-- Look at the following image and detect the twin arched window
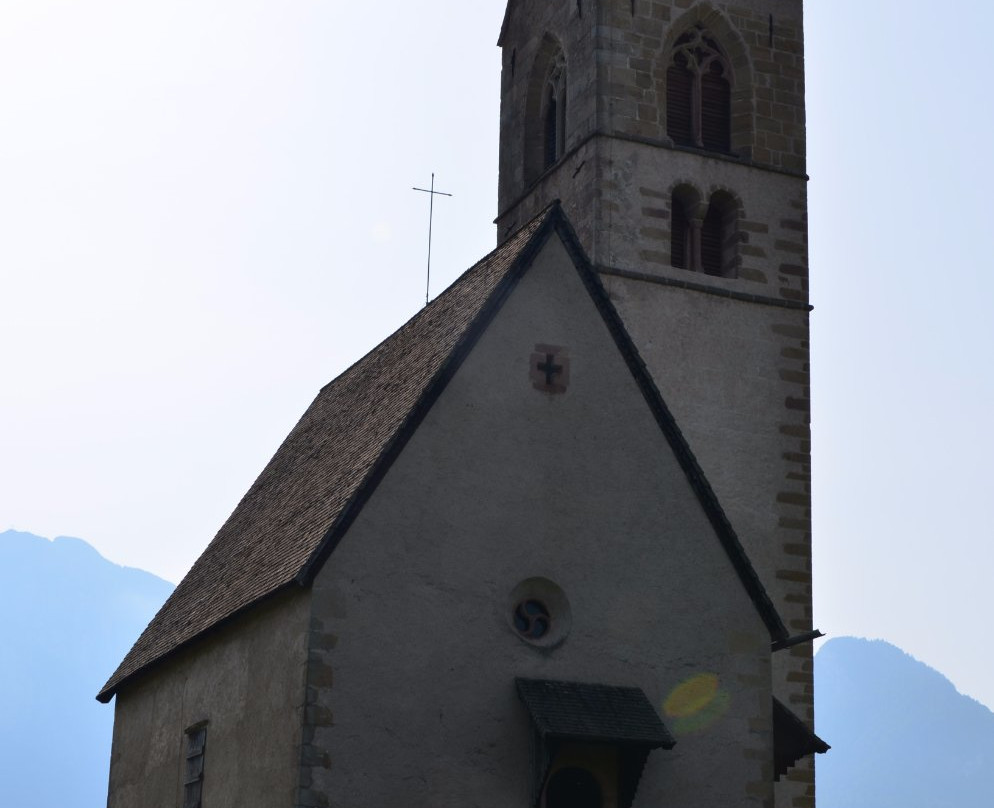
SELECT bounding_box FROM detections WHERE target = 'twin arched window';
[671,187,738,277]
[667,25,732,153]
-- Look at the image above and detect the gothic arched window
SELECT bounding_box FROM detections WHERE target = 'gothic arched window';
[667,26,732,153]
[543,52,567,170]
[525,39,568,183]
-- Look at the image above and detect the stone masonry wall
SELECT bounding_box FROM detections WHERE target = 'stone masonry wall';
[497,0,597,217]
[597,0,805,172]
[498,0,806,232]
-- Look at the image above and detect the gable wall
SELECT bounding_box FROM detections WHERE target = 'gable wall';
[106,589,310,808]
[303,235,774,806]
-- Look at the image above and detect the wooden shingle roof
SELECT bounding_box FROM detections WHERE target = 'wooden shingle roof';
[98,208,555,702]
[98,203,788,703]
[516,678,676,748]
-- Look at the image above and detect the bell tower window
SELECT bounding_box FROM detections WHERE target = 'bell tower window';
[543,53,567,170]
[524,39,568,183]
[670,185,701,272]
[544,88,559,169]
[671,194,691,270]
[701,61,732,152]
[701,191,738,277]
[666,54,694,147]
[701,202,724,275]
[671,186,738,278]
[666,26,732,153]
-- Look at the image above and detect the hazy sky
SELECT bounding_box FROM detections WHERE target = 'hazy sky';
[2,2,991,709]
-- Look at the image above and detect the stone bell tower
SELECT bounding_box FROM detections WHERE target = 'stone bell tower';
[496,1,815,806]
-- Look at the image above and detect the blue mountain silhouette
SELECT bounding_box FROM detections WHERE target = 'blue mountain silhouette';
[0,530,173,808]
[816,636,994,807]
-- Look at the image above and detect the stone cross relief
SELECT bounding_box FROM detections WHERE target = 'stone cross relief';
[530,344,570,394]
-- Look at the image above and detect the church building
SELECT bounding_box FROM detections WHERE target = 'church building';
[99,2,825,807]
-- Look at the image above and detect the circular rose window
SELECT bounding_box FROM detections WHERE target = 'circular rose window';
[508,578,571,648]
[514,599,551,639]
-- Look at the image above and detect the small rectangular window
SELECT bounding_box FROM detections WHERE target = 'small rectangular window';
[183,723,208,808]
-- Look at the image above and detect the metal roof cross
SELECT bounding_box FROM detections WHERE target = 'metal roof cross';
[412,173,453,307]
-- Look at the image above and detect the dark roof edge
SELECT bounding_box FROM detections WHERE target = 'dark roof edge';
[773,696,831,753]
[97,206,560,704]
[97,200,785,702]
[497,0,513,46]
[296,205,562,585]
[315,216,546,400]
[515,677,677,750]
[549,211,790,643]
[95,581,304,703]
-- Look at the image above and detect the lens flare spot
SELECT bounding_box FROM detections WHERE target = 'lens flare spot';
[663,673,731,735]
[664,673,719,718]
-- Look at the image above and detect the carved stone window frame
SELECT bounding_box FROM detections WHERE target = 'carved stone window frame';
[669,183,741,279]
[524,35,568,184]
[542,52,567,170]
[661,7,755,158]
[667,25,733,152]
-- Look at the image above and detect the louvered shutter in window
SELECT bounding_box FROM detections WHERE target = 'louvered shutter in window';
[701,204,724,275]
[183,726,207,808]
[666,62,694,147]
[701,64,731,152]
[671,200,689,269]
[544,93,559,169]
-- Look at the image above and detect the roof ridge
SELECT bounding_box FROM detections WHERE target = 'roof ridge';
[97,200,787,704]
[295,206,562,584]
[97,204,558,703]
[320,201,562,396]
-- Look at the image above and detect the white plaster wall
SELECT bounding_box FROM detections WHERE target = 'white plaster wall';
[309,234,774,807]
[106,589,310,808]
[604,277,808,594]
